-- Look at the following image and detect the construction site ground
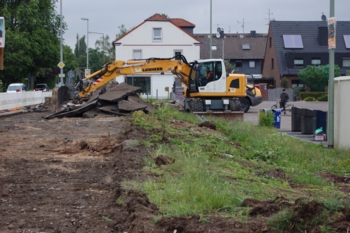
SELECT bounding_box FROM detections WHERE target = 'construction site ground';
[0,100,335,233]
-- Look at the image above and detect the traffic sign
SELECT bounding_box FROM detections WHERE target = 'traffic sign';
[59,74,65,78]
[57,61,65,69]
[85,69,91,77]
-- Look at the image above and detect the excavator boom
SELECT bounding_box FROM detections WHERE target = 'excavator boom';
[75,55,192,98]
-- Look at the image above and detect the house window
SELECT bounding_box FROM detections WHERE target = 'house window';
[212,45,217,50]
[292,80,305,89]
[249,61,255,68]
[133,50,142,59]
[343,58,350,67]
[269,37,272,48]
[271,58,274,70]
[242,44,250,50]
[235,61,242,68]
[311,58,321,65]
[283,35,304,48]
[153,28,162,42]
[294,58,304,68]
[126,76,151,95]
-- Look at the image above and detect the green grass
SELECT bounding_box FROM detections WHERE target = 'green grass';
[126,105,350,228]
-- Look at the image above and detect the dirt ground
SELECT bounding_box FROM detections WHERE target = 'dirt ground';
[1,110,350,233]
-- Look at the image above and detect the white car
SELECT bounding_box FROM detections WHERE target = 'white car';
[6,83,27,93]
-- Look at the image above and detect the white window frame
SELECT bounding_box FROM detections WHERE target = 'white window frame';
[133,50,142,59]
[153,28,162,42]
[294,58,304,68]
[343,58,350,67]
[311,58,321,65]
[249,60,255,68]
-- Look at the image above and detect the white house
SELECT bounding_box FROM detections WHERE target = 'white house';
[112,14,201,99]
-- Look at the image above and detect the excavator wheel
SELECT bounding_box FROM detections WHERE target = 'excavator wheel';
[229,98,241,111]
[239,98,250,113]
[51,86,74,112]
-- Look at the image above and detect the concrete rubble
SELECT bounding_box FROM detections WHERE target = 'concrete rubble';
[44,82,157,119]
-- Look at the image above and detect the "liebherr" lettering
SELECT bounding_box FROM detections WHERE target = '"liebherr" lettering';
[142,67,163,72]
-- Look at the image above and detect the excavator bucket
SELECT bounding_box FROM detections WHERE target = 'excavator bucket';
[51,86,74,112]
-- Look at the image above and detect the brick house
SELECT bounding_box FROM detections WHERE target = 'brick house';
[262,20,350,89]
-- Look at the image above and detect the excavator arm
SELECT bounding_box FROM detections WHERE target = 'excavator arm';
[74,55,193,98]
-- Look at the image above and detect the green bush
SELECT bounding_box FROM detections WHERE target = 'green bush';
[304,97,317,102]
[281,78,288,88]
[300,92,327,100]
[259,110,274,127]
[317,95,328,101]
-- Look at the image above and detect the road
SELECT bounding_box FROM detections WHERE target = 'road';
[244,100,328,130]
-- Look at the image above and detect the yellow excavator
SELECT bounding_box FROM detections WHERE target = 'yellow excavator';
[56,55,262,113]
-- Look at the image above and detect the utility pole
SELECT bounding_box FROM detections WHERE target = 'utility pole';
[58,0,65,86]
[210,0,212,59]
[327,0,335,148]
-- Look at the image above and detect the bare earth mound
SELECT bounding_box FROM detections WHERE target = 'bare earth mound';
[1,111,350,232]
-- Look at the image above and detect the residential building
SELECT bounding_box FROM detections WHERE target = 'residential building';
[194,31,267,79]
[112,14,201,98]
[262,20,350,89]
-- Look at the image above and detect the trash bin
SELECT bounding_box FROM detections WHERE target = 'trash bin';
[291,107,301,132]
[301,108,314,134]
[313,110,327,134]
[272,108,281,129]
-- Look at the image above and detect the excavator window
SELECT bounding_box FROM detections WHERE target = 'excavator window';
[214,61,222,80]
[230,79,240,88]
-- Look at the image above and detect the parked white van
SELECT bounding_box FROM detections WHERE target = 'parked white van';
[6,83,27,93]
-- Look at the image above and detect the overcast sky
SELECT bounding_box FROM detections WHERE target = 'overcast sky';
[56,0,349,50]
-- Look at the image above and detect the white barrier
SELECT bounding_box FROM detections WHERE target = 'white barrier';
[0,91,52,110]
[334,76,350,149]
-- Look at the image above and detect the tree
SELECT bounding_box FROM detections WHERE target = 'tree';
[95,34,114,62]
[0,0,63,88]
[74,35,87,69]
[115,24,129,40]
[298,65,340,91]
[225,60,234,73]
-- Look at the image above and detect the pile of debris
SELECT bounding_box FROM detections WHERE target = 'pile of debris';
[45,82,157,119]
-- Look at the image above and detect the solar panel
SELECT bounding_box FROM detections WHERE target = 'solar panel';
[344,35,350,49]
[283,35,304,49]
[242,44,250,50]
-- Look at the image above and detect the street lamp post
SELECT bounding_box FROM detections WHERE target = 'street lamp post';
[81,18,89,70]
[89,31,105,63]
[59,0,64,85]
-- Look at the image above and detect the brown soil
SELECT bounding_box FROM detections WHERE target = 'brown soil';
[1,111,350,232]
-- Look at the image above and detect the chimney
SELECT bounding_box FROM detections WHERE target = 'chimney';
[250,30,256,38]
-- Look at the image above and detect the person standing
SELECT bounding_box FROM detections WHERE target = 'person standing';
[280,89,289,114]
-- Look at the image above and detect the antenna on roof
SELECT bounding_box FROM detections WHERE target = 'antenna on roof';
[237,18,249,33]
[321,13,327,21]
[265,8,273,26]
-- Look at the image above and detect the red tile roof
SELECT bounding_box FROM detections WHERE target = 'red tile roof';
[113,13,198,43]
[170,18,195,28]
[145,14,170,21]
